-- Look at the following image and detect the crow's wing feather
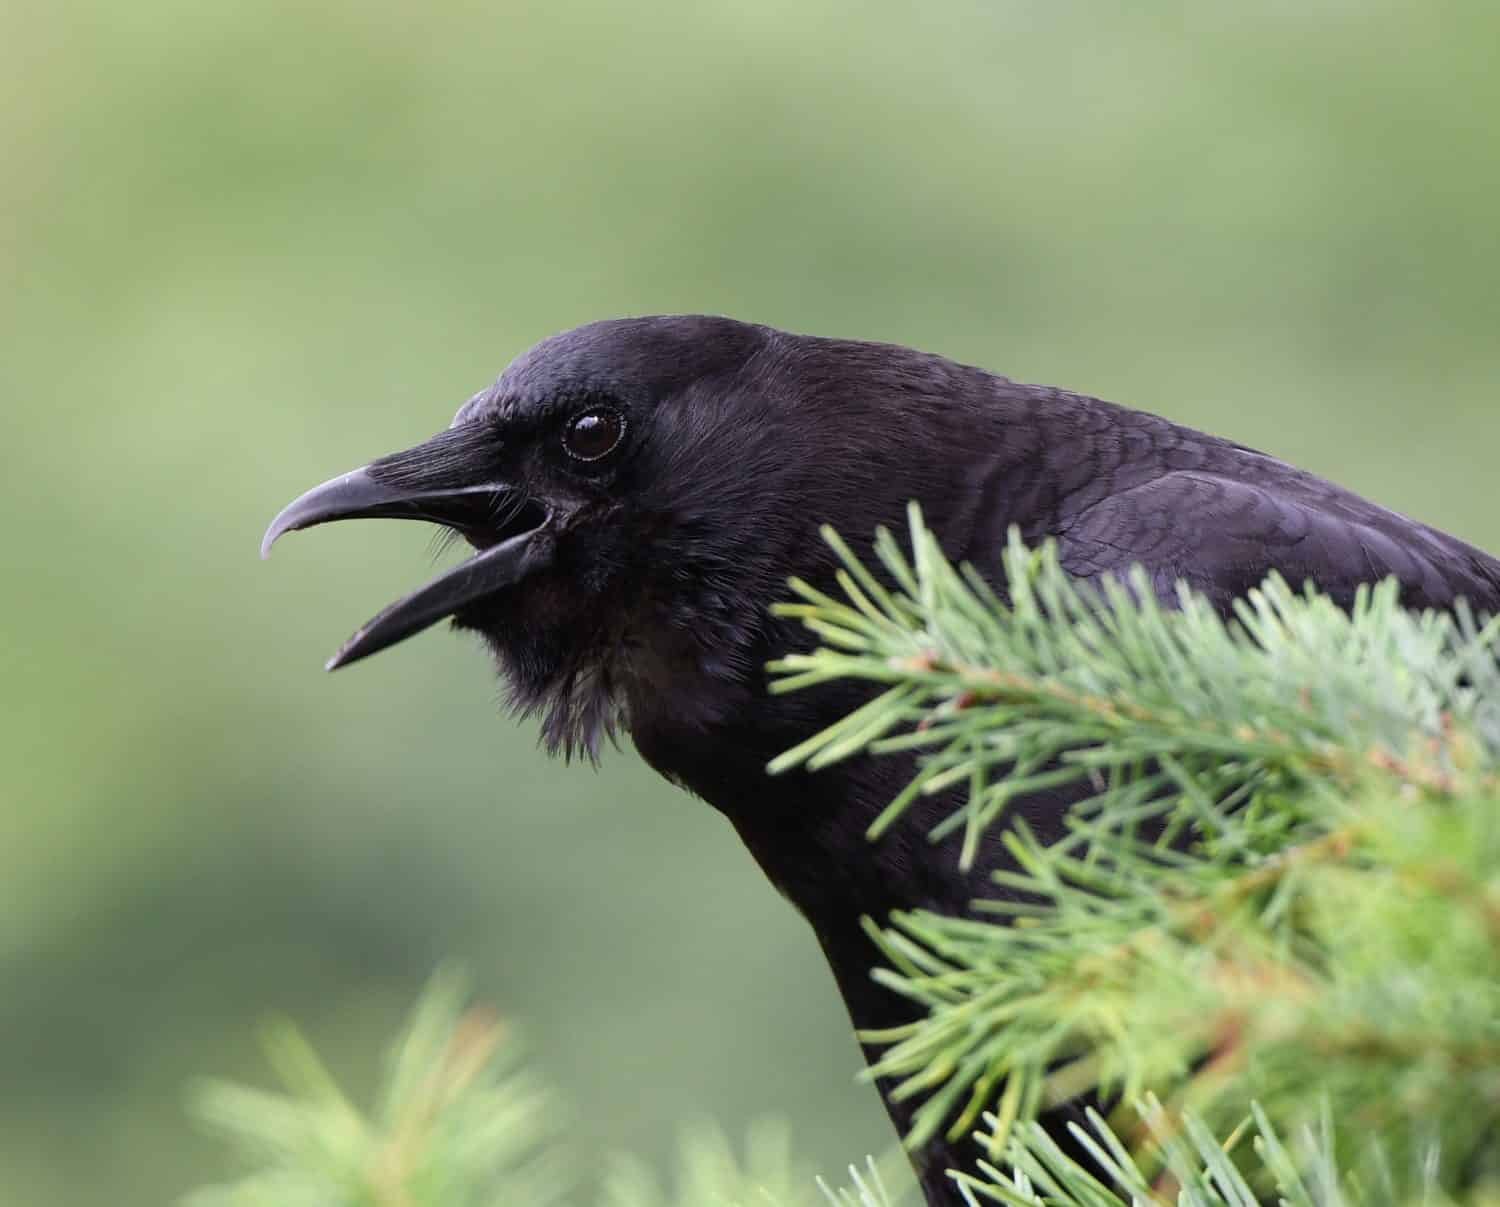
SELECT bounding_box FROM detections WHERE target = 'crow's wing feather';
[1054,468,1500,616]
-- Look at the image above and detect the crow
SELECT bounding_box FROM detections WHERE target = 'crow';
[263,315,1500,1203]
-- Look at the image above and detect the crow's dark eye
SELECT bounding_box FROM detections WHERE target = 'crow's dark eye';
[562,407,626,463]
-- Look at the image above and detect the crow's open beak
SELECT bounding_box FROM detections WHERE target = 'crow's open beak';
[262,430,553,670]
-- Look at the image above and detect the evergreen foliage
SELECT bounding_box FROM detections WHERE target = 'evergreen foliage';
[187,969,901,1206]
[191,510,1500,1204]
[186,970,574,1207]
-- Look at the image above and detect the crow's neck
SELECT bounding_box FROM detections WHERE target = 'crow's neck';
[629,693,1020,1204]
[631,678,998,913]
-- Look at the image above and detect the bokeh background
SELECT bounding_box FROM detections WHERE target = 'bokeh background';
[4,2,1499,1202]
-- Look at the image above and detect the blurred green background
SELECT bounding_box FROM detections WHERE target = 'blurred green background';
[3,1,1498,1202]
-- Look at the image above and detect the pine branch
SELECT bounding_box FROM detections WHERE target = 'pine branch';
[955,1094,1500,1207]
[601,1123,902,1207]
[769,508,1500,1196]
[186,968,575,1207]
[188,972,908,1207]
[770,506,1500,867]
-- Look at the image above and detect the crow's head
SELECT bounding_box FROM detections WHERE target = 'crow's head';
[266,316,957,758]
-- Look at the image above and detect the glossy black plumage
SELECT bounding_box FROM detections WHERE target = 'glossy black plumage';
[265,316,1500,1203]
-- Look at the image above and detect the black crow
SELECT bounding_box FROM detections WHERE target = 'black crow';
[263,315,1500,1202]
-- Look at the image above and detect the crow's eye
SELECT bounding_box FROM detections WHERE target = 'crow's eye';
[562,407,626,463]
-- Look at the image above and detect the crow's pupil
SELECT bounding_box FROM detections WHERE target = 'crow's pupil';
[566,410,622,461]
